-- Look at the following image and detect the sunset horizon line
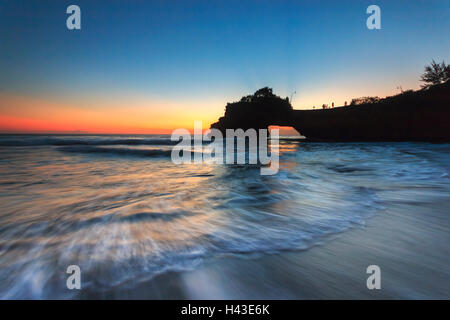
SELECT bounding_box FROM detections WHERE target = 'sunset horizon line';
[0,79,423,135]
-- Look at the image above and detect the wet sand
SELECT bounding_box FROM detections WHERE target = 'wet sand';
[82,196,450,299]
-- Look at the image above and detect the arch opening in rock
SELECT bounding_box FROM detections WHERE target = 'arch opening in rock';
[268,125,304,138]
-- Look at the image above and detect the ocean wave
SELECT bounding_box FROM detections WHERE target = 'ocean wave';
[1,138,448,298]
[0,183,382,298]
[0,136,181,147]
[57,145,173,157]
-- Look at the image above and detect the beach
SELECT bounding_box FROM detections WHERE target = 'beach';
[81,194,450,299]
[0,135,449,299]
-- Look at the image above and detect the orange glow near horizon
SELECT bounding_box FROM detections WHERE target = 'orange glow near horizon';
[0,77,420,135]
[0,94,223,134]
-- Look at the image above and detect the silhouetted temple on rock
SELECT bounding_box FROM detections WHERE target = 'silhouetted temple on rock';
[211,83,450,141]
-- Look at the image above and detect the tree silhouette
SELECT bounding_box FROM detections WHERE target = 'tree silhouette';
[421,60,450,89]
[350,96,380,105]
[210,87,293,132]
[254,87,274,98]
[445,64,450,81]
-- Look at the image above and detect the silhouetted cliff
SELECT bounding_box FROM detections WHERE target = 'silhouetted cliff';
[211,87,293,131]
[211,82,450,141]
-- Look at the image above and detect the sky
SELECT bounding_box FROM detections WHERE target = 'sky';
[0,0,449,133]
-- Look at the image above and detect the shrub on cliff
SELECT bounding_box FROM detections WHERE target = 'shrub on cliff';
[350,96,381,105]
[211,87,293,131]
[420,60,450,89]
[226,87,292,116]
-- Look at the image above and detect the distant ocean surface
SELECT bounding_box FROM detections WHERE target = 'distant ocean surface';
[0,135,449,299]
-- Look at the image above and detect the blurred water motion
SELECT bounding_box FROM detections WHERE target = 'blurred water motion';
[0,135,449,299]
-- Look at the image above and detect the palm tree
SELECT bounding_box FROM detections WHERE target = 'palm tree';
[420,60,450,88]
[445,64,450,81]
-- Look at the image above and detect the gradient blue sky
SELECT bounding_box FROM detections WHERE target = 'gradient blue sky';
[0,0,449,132]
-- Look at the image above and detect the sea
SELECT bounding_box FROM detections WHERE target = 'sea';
[0,135,449,298]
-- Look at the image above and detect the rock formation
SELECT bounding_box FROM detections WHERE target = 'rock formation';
[211,82,450,141]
